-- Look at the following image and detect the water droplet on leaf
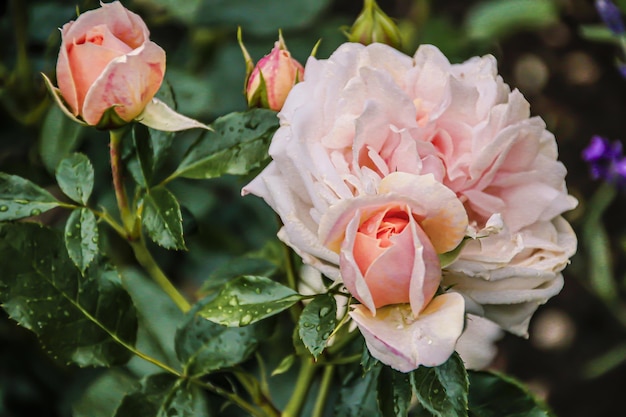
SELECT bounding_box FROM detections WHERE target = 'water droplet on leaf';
[240,314,252,326]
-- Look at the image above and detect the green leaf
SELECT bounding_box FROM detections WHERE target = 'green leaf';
[467,371,555,417]
[142,186,186,250]
[114,373,210,417]
[65,208,99,273]
[466,0,558,41]
[298,294,337,358]
[197,275,303,327]
[0,173,60,220]
[38,104,84,174]
[171,109,278,180]
[73,370,140,417]
[55,153,94,205]
[335,365,383,417]
[175,300,261,377]
[411,352,469,417]
[377,366,412,417]
[0,222,138,367]
[271,353,296,376]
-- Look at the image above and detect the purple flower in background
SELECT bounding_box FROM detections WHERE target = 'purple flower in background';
[596,0,626,35]
[583,135,626,185]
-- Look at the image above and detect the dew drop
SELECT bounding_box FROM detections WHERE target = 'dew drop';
[265,308,272,313]
[240,314,252,326]
[0,205,8,212]
[319,306,331,317]
[15,199,29,205]
[30,208,41,216]
[255,288,261,294]
[433,389,439,394]
[92,237,98,243]
[322,332,331,339]
[315,325,322,331]
[228,297,239,306]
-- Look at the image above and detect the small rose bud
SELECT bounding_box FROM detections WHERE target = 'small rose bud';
[243,32,304,112]
[346,0,402,49]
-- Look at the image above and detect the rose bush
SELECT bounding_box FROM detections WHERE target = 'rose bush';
[244,42,577,371]
[55,1,165,126]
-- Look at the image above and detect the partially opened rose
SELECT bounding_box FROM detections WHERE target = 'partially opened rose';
[318,172,468,371]
[55,1,164,127]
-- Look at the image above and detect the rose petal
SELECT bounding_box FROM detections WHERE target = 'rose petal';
[350,292,465,372]
[82,41,165,125]
[455,314,503,370]
[62,1,148,50]
[378,172,468,253]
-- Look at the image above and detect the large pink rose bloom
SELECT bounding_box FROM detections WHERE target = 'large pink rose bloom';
[244,42,576,368]
[56,1,165,126]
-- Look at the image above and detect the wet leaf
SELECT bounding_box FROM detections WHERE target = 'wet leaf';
[55,153,94,205]
[64,208,98,273]
[197,275,303,327]
[467,371,555,417]
[175,299,262,377]
[377,366,412,417]
[411,353,468,417]
[0,222,137,367]
[0,173,60,220]
[298,294,337,359]
[171,109,278,180]
[142,186,186,250]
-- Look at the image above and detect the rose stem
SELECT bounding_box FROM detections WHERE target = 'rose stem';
[281,357,317,417]
[311,365,334,417]
[109,128,191,313]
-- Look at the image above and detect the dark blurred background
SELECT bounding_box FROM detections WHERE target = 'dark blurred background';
[2,0,626,416]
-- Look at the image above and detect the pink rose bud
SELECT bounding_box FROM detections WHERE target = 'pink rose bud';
[55,1,165,128]
[245,33,304,112]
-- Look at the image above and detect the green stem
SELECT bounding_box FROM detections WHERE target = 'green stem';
[109,129,134,234]
[191,379,269,417]
[129,236,191,313]
[311,365,334,417]
[282,357,317,417]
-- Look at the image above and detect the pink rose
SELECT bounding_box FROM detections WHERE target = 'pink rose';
[317,172,468,371]
[55,1,165,126]
[246,36,304,112]
[244,42,576,370]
